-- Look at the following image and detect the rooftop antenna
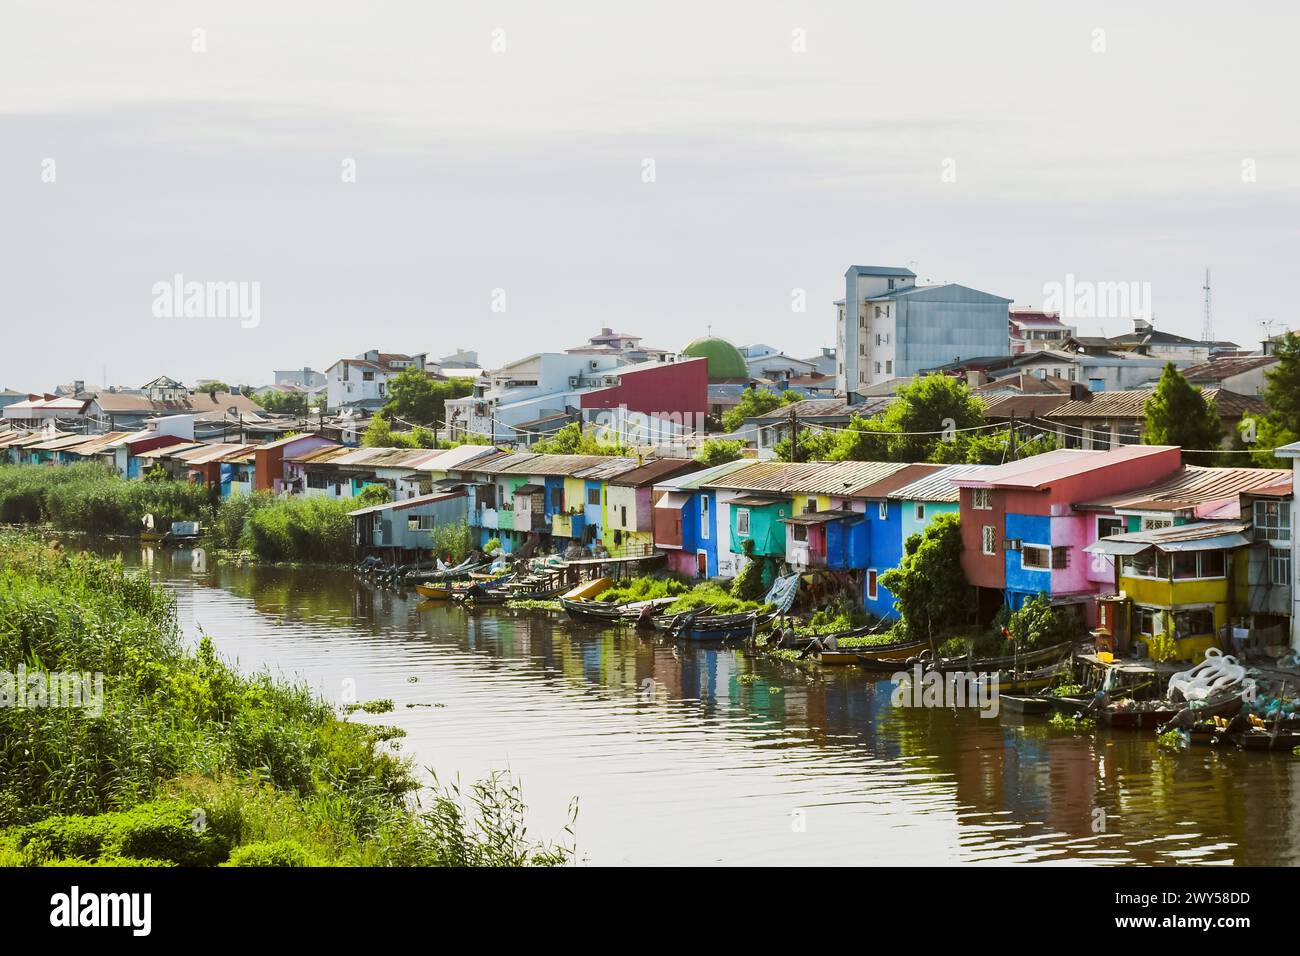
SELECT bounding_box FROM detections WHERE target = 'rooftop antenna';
[1201,267,1214,343]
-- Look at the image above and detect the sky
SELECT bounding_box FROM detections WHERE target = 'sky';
[2,0,1297,391]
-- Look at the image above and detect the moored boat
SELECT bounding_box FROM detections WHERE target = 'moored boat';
[415,582,452,600]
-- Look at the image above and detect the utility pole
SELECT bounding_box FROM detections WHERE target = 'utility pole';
[1201,267,1214,343]
[1007,414,1017,462]
[788,403,800,462]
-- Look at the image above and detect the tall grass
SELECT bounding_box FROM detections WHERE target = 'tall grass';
[0,463,211,534]
[0,532,575,866]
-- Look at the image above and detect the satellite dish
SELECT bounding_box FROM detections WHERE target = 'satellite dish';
[142,513,155,531]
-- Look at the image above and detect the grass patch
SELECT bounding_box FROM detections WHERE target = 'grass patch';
[0,530,574,866]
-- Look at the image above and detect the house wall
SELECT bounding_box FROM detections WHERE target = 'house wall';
[960,487,1010,589]
[865,502,904,619]
[729,500,789,558]
[900,500,958,542]
[1004,512,1052,608]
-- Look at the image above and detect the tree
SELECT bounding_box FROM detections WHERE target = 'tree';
[822,414,892,462]
[878,512,969,645]
[1006,592,1082,649]
[773,427,836,462]
[1142,363,1222,464]
[1246,333,1300,465]
[355,484,392,507]
[694,438,746,466]
[529,422,627,456]
[259,390,309,415]
[722,387,800,433]
[929,428,1058,465]
[875,374,986,463]
[383,367,473,426]
[361,412,395,448]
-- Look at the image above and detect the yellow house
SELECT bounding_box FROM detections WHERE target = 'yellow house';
[1086,520,1251,661]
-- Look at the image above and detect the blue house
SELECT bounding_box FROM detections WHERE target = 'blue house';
[652,459,753,579]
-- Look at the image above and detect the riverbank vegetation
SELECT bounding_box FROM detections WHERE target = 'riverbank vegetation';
[0,463,209,534]
[0,532,574,866]
[596,574,767,615]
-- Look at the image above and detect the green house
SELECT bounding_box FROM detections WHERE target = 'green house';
[728,495,790,557]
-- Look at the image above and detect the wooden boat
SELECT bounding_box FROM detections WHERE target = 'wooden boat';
[854,638,933,670]
[927,640,1077,674]
[560,597,674,625]
[415,582,452,600]
[1047,695,1094,715]
[815,650,862,666]
[1000,694,1054,715]
[1098,704,1180,729]
[1235,726,1300,751]
[656,609,776,641]
[973,661,1070,695]
[562,577,613,601]
[1160,691,1245,732]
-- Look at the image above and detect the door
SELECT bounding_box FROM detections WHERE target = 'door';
[697,551,708,578]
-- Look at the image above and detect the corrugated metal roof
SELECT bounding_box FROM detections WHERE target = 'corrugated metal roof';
[1077,465,1292,512]
[134,442,205,460]
[701,459,913,497]
[502,454,626,477]
[1182,356,1277,382]
[1046,387,1264,421]
[173,443,256,465]
[748,397,883,422]
[606,458,696,486]
[571,457,642,480]
[28,434,99,451]
[412,444,497,472]
[346,489,465,517]
[851,463,945,499]
[1084,520,1251,555]
[887,463,993,502]
[64,431,132,456]
[952,446,1175,490]
[655,458,756,491]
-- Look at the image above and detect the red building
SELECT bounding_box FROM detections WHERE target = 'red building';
[579,357,708,436]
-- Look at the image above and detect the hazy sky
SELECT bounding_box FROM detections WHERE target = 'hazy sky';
[2,1,1297,391]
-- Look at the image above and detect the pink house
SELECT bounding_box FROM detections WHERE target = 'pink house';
[953,445,1183,625]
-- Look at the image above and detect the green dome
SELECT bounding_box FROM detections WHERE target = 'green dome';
[681,336,748,380]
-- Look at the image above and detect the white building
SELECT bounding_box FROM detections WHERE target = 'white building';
[739,345,818,385]
[325,350,427,412]
[444,352,626,443]
[1009,309,1077,353]
[835,265,1012,394]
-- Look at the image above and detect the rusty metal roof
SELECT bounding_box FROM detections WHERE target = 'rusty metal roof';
[701,459,913,497]
[174,443,256,464]
[605,458,697,486]
[1046,387,1264,421]
[1077,465,1292,513]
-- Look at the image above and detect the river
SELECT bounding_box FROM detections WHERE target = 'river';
[118,543,1300,866]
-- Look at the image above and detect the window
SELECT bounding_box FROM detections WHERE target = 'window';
[1135,606,1159,635]
[806,498,817,513]
[363,371,374,381]
[1142,517,1172,531]
[972,488,992,510]
[874,362,882,374]
[1097,517,1123,539]
[587,487,600,505]
[620,505,628,526]
[1172,608,1215,639]
[885,360,892,374]
[1052,546,1069,569]
[1198,550,1225,578]
[875,334,882,346]
[867,569,878,599]
[1254,500,1291,543]
[1271,547,1291,586]
[700,497,710,539]
[792,524,808,542]
[737,509,751,536]
[915,503,925,521]
[551,488,563,511]
[887,278,896,290]
[1022,544,1051,569]
[878,502,887,520]
[1173,551,1199,580]
[981,525,997,555]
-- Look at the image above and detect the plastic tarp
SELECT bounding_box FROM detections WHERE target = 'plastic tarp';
[764,573,801,613]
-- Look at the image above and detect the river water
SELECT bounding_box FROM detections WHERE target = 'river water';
[121,543,1300,866]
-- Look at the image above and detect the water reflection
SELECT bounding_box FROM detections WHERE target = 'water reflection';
[108,542,1300,866]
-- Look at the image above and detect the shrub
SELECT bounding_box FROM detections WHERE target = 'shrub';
[224,839,316,867]
[1006,593,1083,649]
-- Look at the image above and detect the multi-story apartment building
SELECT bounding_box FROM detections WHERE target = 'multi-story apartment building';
[835,265,1012,394]
[325,350,427,412]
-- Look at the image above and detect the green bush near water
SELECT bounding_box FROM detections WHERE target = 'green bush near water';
[0,532,575,866]
[0,463,211,534]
